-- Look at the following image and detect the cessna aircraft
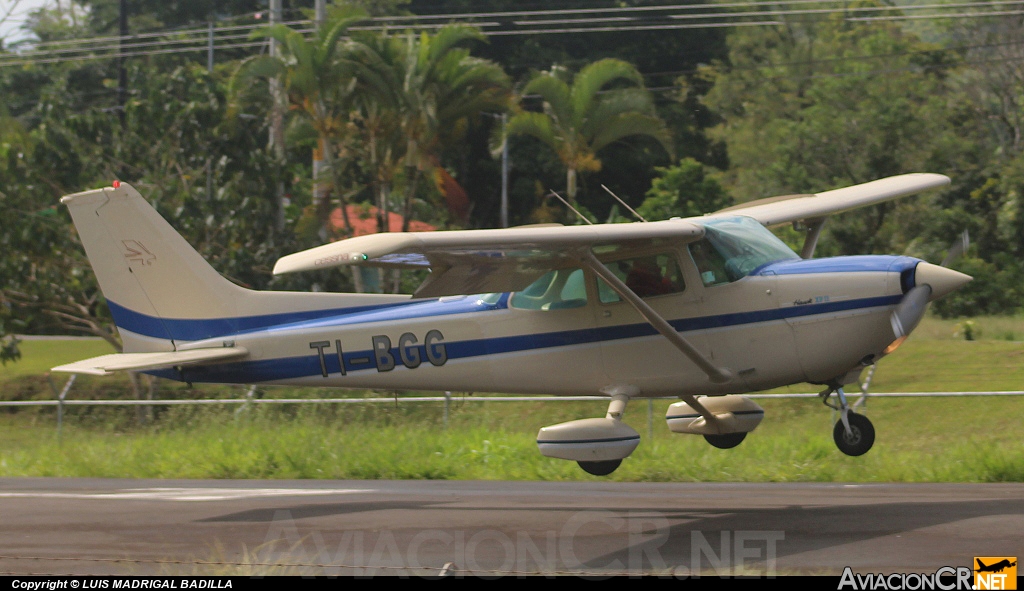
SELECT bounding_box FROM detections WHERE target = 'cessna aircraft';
[54,173,971,475]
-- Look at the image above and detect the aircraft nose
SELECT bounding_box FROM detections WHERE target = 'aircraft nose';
[914,262,972,300]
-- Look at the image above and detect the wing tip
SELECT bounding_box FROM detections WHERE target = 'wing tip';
[273,251,366,275]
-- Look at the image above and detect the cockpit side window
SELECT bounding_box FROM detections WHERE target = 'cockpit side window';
[510,268,588,310]
[689,238,733,286]
[597,253,686,304]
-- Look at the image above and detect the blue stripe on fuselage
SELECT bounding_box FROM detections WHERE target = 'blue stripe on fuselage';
[110,295,512,342]
[149,292,902,384]
[107,298,429,342]
[118,255,916,343]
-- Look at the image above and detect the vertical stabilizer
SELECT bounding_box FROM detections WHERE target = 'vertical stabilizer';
[62,183,245,352]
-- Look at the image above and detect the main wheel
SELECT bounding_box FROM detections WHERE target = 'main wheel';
[577,459,621,476]
[833,412,875,456]
[704,432,747,449]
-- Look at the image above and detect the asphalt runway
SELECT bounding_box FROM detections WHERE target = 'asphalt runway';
[0,479,1021,577]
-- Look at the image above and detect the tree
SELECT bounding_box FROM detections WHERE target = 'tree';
[347,25,511,234]
[505,58,673,209]
[232,5,368,239]
[636,158,731,221]
[0,60,317,355]
[701,4,959,257]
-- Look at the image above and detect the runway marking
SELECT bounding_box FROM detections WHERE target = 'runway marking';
[0,487,376,501]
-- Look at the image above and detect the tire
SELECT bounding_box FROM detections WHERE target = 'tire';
[833,412,875,456]
[704,432,747,449]
[577,459,622,476]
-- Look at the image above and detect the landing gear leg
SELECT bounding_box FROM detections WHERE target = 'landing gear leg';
[820,386,875,456]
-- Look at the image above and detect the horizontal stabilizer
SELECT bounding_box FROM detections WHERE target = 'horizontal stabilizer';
[51,347,248,376]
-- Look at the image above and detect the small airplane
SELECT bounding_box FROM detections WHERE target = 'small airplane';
[54,173,971,475]
[976,558,1017,574]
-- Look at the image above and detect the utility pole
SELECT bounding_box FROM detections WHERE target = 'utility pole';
[501,113,509,228]
[268,0,286,233]
[117,0,127,127]
[206,19,214,73]
[311,0,328,240]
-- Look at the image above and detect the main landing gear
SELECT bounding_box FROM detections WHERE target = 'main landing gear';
[820,386,875,456]
[704,432,747,449]
[577,459,622,476]
[536,389,641,477]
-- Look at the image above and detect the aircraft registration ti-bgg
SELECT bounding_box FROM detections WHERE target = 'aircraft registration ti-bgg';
[54,173,971,475]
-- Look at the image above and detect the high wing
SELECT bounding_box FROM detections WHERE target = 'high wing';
[273,220,705,298]
[272,173,948,297]
[709,173,949,226]
[709,173,949,258]
[52,347,248,376]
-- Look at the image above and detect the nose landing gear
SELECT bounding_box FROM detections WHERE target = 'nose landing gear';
[820,386,875,456]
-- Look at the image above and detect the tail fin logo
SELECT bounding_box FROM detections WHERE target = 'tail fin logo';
[122,240,156,266]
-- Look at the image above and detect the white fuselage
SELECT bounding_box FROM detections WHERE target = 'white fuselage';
[164,253,914,398]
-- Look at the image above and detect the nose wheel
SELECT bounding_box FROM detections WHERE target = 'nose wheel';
[821,386,876,456]
[832,411,875,456]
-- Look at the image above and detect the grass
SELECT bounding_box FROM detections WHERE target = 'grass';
[0,338,114,383]
[0,314,1022,481]
[0,394,1021,482]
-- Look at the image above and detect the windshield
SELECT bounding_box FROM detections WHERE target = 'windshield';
[691,216,799,285]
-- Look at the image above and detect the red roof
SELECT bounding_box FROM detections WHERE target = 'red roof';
[330,204,437,237]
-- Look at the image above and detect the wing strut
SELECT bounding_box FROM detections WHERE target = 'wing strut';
[579,250,733,384]
[800,217,826,259]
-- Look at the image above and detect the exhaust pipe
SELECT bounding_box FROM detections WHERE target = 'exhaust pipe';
[891,285,931,340]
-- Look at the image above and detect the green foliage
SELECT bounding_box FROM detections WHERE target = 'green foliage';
[0,334,19,365]
[0,59,325,345]
[506,58,672,206]
[7,1,1024,330]
[346,24,511,236]
[702,5,958,257]
[636,158,731,221]
[1,395,1022,482]
[932,255,1022,318]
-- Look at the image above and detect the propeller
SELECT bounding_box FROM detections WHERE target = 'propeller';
[940,229,969,268]
[889,229,973,345]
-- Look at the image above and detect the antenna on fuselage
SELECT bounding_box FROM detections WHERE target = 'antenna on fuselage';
[601,184,648,223]
[546,190,594,225]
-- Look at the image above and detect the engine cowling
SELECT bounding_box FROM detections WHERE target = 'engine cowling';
[536,418,641,462]
[666,395,764,435]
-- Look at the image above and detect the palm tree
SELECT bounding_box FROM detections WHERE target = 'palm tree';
[506,59,674,204]
[231,5,367,237]
[348,25,511,234]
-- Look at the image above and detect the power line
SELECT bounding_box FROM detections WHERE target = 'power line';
[11,0,1023,52]
[0,1,1020,69]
